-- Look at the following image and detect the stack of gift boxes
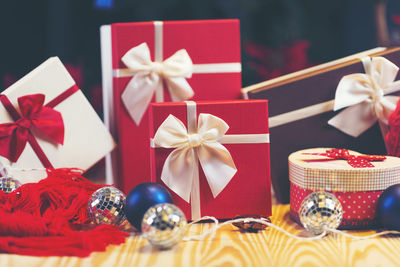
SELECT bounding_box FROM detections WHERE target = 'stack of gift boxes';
[3,18,400,228]
[100,20,271,220]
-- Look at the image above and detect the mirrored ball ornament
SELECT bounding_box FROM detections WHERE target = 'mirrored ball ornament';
[0,177,21,193]
[88,186,127,226]
[299,191,343,235]
[142,203,188,249]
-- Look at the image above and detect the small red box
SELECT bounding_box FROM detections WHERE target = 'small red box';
[149,100,271,220]
[101,20,242,193]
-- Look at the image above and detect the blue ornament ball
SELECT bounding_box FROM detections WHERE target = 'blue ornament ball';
[376,184,400,230]
[125,182,173,230]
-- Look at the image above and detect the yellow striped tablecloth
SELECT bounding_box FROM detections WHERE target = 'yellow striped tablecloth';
[1,204,399,267]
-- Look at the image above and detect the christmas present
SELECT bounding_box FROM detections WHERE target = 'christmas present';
[149,100,270,220]
[0,57,115,183]
[289,148,400,229]
[242,47,400,203]
[100,19,242,193]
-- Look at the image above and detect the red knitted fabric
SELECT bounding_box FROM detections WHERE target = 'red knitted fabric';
[386,100,400,157]
[0,168,128,257]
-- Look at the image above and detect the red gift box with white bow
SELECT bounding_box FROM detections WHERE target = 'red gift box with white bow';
[100,19,242,193]
[289,148,400,229]
[149,100,271,220]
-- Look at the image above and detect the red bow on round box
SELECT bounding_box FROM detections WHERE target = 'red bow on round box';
[302,148,386,168]
[0,93,65,168]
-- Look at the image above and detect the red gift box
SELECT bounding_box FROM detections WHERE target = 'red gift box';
[149,100,271,220]
[101,20,242,193]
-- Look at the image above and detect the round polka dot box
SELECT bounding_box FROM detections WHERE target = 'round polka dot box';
[288,148,400,229]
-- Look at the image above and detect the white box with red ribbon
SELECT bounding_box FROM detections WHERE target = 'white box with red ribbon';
[0,57,115,183]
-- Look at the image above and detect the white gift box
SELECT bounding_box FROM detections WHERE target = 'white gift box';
[0,57,115,183]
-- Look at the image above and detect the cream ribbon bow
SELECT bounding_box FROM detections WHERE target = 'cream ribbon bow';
[328,57,400,137]
[121,43,195,125]
[153,113,237,203]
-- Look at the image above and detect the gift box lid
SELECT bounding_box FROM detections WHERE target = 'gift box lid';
[1,57,116,183]
[149,99,269,134]
[242,47,400,118]
[106,19,241,68]
[289,148,400,192]
[242,47,385,95]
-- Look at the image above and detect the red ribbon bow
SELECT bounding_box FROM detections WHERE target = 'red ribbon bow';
[0,94,64,163]
[302,148,386,168]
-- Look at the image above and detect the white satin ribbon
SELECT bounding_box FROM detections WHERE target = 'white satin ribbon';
[328,56,400,137]
[152,101,269,220]
[119,42,194,125]
[115,21,241,125]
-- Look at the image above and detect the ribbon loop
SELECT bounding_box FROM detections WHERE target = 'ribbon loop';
[121,43,195,125]
[328,57,400,137]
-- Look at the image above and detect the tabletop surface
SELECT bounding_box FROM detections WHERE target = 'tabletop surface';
[1,204,400,267]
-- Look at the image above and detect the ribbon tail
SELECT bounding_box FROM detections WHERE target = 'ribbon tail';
[165,77,194,102]
[9,128,29,162]
[121,73,161,125]
[160,147,196,203]
[190,151,201,220]
[328,102,377,137]
[0,126,21,162]
[197,142,237,198]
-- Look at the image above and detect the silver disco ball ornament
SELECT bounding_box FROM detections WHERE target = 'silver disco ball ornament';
[0,177,21,193]
[88,186,127,226]
[142,203,188,249]
[299,191,343,235]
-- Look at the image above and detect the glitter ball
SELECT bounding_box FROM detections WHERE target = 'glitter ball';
[299,191,343,235]
[0,177,21,193]
[88,186,127,226]
[142,203,187,249]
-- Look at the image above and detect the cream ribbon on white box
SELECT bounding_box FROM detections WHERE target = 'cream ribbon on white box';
[151,101,269,220]
[114,21,242,125]
[328,56,400,137]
